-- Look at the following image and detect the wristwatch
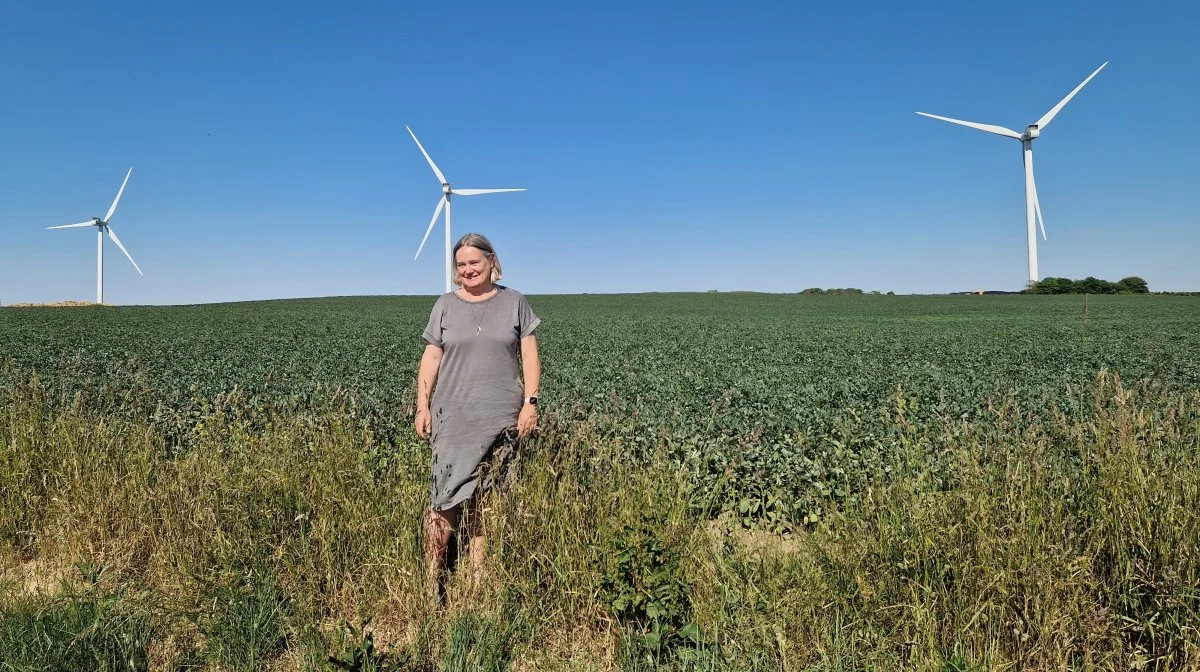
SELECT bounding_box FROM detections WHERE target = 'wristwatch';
[525,396,538,406]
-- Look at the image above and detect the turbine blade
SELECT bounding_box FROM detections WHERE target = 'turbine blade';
[1035,62,1108,130]
[1031,172,1047,241]
[450,188,526,196]
[106,227,143,276]
[406,126,448,185]
[104,167,133,223]
[415,196,447,260]
[916,112,1023,140]
[48,221,97,230]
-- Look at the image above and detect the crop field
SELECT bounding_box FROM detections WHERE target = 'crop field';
[3,294,1198,522]
[2,294,1200,670]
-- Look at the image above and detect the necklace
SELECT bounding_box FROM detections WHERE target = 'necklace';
[462,288,498,337]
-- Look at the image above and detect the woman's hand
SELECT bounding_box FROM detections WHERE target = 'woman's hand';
[517,402,538,438]
[415,406,432,439]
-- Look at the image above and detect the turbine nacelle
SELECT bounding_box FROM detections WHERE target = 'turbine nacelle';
[1023,125,1041,140]
[442,183,452,195]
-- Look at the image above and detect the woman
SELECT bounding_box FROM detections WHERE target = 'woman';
[415,232,541,600]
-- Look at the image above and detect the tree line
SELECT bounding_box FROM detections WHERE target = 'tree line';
[799,288,892,295]
[1023,276,1149,295]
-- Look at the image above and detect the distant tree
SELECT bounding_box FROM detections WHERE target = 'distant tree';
[798,287,875,296]
[1077,276,1106,294]
[886,291,895,296]
[1031,277,1073,294]
[1118,276,1149,294]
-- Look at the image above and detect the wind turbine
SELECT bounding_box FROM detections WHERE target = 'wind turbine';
[406,126,525,293]
[47,167,143,304]
[917,62,1107,286]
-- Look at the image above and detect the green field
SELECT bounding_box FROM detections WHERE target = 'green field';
[6,294,1198,415]
[3,294,1198,522]
[2,294,1199,669]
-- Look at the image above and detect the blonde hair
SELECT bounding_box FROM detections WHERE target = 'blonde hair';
[452,233,503,286]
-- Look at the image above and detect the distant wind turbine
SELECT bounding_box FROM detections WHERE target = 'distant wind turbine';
[406,126,525,293]
[47,167,143,304]
[917,62,1108,286]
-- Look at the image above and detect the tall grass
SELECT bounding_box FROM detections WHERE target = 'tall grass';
[2,369,1199,670]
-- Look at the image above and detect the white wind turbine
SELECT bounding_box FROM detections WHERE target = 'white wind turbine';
[917,62,1108,286]
[406,126,525,293]
[47,167,143,304]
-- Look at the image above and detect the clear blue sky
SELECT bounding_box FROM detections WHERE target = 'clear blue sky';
[1,1,1197,304]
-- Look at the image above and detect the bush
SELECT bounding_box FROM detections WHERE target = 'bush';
[600,515,701,662]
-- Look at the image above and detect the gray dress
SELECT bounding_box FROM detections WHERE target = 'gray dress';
[422,286,541,511]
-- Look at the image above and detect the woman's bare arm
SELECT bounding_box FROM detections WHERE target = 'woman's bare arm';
[517,334,541,436]
[415,343,443,438]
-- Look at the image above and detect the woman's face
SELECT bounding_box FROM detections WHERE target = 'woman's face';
[455,246,494,290]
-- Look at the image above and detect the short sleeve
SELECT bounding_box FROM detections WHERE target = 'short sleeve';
[422,298,445,347]
[517,294,541,339]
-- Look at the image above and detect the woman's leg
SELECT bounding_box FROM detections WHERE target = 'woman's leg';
[463,495,488,588]
[464,430,516,588]
[424,506,458,601]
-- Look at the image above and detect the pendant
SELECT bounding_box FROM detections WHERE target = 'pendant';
[475,325,482,337]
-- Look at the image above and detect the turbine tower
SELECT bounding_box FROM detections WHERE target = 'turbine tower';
[406,126,525,293]
[47,167,143,304]
[917,62,1107,286]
